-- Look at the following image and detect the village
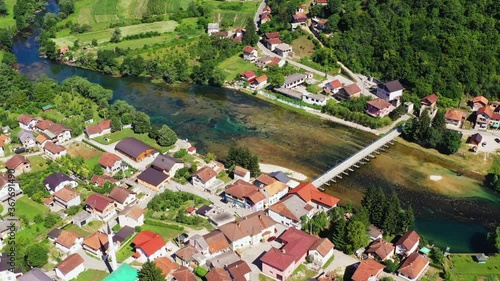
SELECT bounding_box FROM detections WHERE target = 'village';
[0,107,459,281]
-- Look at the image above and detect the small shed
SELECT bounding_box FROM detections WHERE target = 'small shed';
[195,205,212,217]
[419,247,431,255]
[42,104,53,112]
[186,206,195,214]
[475,253,488,264]
[72,211,92,227]
[467,133,483,146]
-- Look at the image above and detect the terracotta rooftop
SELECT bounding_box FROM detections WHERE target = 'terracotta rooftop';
[171,266,198,281]
[226,260,252,281]
[367,98,392,110]
[85,119,111,136]
[351,259,385,281]
[17,114,35,125]
[444,109,464,121]
[56,253,84,275]
[471,95,488,106]
[119,205,144,221]
[311,237,334,257]
[44,141,66,154]
[421,93,438,105]
[326,80,342,89]
[367,239,395,260]
[255,75,268,83]
[99,152,121,168]
[56,230,82,249]
[5,155,29,170]
[398,252,429,279]
[35,133,48,144]
[243,46,255,53]
[218,211,276,242]
[263,180,288,196]
[193,166,217,183]
[85,193,114,213]
[477,105,494,118]
[396,230,420,252]
[288,183,340,208]
[344,83,361,96]
[54,186,80,203]
[83,231,108,251]
[174,245,197,261]
[109,186,135,204]
[205,268,231,281]
[254,174,276,186]
[260,248,296,271]
[224,179,266,204]
[241,71,256,79]
[233,166,249,177]
[154,257,180,276]
[91,175,118,187]
[265,32,280,39]
[35,119,55,131]
[133,230,166,257]
[203,230,230,254]
[267,38,282,45]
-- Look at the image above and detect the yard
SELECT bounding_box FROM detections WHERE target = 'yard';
[141,223,183,240]
[67,142,103,160]
[62,223,92,238]
[15,196,49,220]
[218,54,260,82]
[446,254,500,281]
[291,35,316,58]
[259,265,318,281]
[93,128,172,153]
[53,20,178,47]
[28,155,49,172]
[75,269,109,281]
[116,233,137,262]
[0,0,17,28]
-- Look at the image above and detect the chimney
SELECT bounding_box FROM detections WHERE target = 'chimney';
[282,249,286,254]
[237,223,240,228]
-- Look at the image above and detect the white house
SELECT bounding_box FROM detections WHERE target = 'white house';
[233,166,250,182]
[395,230,420,256]
[133,230,167,262]
[252,75,268,90]
[98,152,123,175]
[45,124,72,143]
[43,173,78,194]
[309,238,334,266]
[0,142,4,157]
[18,130,36,148]
[55,253,85,281]
[118,205,145,228]
[192,166,218,193]
[85,120,111,138]
[302,93,327,106]
[0,174,23,202]
[258,180,289,207]
[207,23,220,35]
[268,195,314,229]
[53,187,81,208]
[43,141,67,160]
[109,186,136,211]
[376,80,404,107]
[17,114,37,131]
[281,73,312,88]
[218,212,277,251]
[243,46,258,62]
[274,43,292,58]
[323,80,342,94]
[223,180,266,212]
[55,230,84,253]
[398,253,430,281]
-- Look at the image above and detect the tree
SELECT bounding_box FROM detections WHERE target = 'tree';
[345,220,369,254]
[242,18,258,46]
[91,38,98,46]
[110,28,122,43]
[110,115,121,132]
[205,152,216,162]
[25,244,49,268]
[43,213,59,228]
[351,206,370,227]
[157,125,177,147]
[487,227,500,253]
[132,111,150,133]
[331,216,347,251]
[370,186,386,226]
[438,130,461,155]
[384,260,398,273]
[429,247,445,265]
[93,163,103,176]
[226,146,260,176]
[138,259,165,281]
[0,0,7,15]
[382,190,401,235]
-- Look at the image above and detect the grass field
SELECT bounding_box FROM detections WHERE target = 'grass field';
[142,223,183,240]
[75,270,109,281]
[291,35,316,58]
[67,142,103,160]
[218,54,260,81]
[54,20,178,47]
[15,196,49,220]
[28,155,49,172]
[62,223,92,237]
[447,254,500,281]
[0,0,17,28]
[93,128,172,153]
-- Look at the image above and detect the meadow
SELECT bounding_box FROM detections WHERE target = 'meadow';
[446,254,500,281]
[0,0,16,28]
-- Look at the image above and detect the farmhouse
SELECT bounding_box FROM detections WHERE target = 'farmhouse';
[243,46,258,62]
[5,155,31,175]
[55,253,84,281]
[137,167,169,191]
[85,120,111,138]
[43,172,78,194]
[115,137,157,162]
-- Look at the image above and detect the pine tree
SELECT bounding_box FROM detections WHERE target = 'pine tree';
[345,220,369,254]
[331,217,347,251]
[382,191,401,235]
[242,18,258,46]
[138,260,165,281]
[370,186,386,226]
[361,185,376,213]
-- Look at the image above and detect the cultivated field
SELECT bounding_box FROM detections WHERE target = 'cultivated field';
[67,142,102,160]
[53,20,178,46]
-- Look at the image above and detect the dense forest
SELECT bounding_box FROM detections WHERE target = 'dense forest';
[309,0,500,100]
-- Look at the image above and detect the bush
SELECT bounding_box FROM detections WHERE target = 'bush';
[194,266,208,277]
[174,149,188,158]
[384,259,398,273]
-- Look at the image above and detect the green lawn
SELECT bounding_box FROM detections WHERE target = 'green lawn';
[289,264,318,281]
[322,255,335,269]
[259,274,276,281]
[75,269,109,281]
[116,233,137,262]
[28,155,49,172]
[218,54,260,81]
[142,223,183,240]
[84,154,102,169]
[93,128,172,153]
[0,0,17,28]
[447,254,500,281]
[100,33,176,50]
[53,20,178,47]
[15,196,49,220]
[62,224,92,237]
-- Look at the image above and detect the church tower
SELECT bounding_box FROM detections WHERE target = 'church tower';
[106,222,118,271]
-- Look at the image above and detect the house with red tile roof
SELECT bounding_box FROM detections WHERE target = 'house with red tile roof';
[192,166,220,193]
[85,193,116,222]
[315,0,328,5]
[470,96,489,111]
[43,141,67,160]
[53,187,81,209]
[233,166,250,182]
[17,114,38,130]
[420,93,438,109]
[224,179,266,211]
[261,228,334,280]
[342,83,362,99]
[351,259,385,281]
[226,260,252,281]
[243,46,258,62]
[132,230,167,262]
[172,266,198,281]
[395,231,420,256]
[90,174,118,188]
[253,75,269,90]
[55,230,84,253]
[474,106,500,130]
[366,98,394,118]
[154,257,180,278]
[55,253,84,281]
[205,267,232,281]
[5,155,31,175]
[241,71,257,82]
[288,183,340,212]
[323,80,343,94]
[82,231,116,256]
[98,152,123,175]
[444,109,465,127]
[266,38,283,51]
[268,194,314,229]
[118,205,145,228]
[397,252,430,281]
[366,239,395,261]
[85,120,112,138]
[109,186,136,210]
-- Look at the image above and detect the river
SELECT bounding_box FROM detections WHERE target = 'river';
[11,0,499,253]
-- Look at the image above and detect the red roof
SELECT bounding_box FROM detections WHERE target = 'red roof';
[471,96,488,106]
[317,0,328,3]
[269,57,282,66]
[293,13,308,21]
[396,230,420,252]
[186,206,195,213]
[398,253,429,279]
[193,166,217,183]
[344,83,362,96]
[326,80,342,89]
[85,120,111,136]
[98,152,121,168]
[477,106,493,118]
[265,32,280,39]
[243,46,255,53]
[367,98,392,110]
[421,93,438,105]
[352,259,385,281]
[56,253,84,275]
[289,183,340,207]
[5,155,29,170]
[44,141,66,154]
[188,146,196,152]
[17,114,35,125]
[260,248,296,271]
[241,71,256,79]
[267,38,282,45]
[133,230,166,257]
[85,193,114,212]
[444,109,464,121]
[279,228,319,261]
[255,75,268,83]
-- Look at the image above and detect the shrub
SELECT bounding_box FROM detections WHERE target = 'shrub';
[194,266,208,277]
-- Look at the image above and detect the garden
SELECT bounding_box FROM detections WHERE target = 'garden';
[446,254,500,281]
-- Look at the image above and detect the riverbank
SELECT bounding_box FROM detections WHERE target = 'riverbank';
[259,163,308,181]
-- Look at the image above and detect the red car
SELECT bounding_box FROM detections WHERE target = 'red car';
[267,236,276,242]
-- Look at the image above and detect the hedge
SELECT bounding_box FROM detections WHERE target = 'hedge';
[144,219,184,231]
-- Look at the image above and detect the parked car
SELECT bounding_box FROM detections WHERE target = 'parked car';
[495,138,500,143]
[267,236,276,242]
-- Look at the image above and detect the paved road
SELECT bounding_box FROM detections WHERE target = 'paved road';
[254,0,266,27]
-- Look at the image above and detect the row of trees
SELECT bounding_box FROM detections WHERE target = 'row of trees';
[402,109,462,155]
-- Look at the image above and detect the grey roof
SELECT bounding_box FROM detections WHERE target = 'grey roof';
[18,268,53,281]
[209,212,235,226]
[47,228,62,240]
[382,80,404,92]
[284,73,306,85]
[115,137,154,159]
[275,43,292,51]
[18,129,34,143]
[152,154,183,172]
[275,195,311,221]
[0,253,22,273]
[305,93,327,101]
[137,167,169,187]
[196,205,213,216]
[43,172,74,191]
[190,235,208,250]
[114,226,134,244]
[207,251,240,268]
[208,23,219,29]
[269,171,291,183]
[73,211,92,223]
[274,88,303,100]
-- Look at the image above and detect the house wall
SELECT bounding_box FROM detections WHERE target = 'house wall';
[137,178,163,191]
[49,181,78,194]
[282,78,305,89]
[0,270,17,281]
[398,261,429,281]
[104,161,122,175]
[55,195,81,208]
[302,96,327,106]
[267,188,289,206]
[137,246,167,262]
[0,183,22,201]
[268,209,301,229]
[91,205,116,222]
[119,214,144,228]
[23,139,36,148]
[310,248,333,266]
[56,263,84,281]
[115,194,136,211]
[13,163,31,175]
[234,173,250,182]
[57,131,72,143]
[56,239,83,253]
[377,88,403,103]
[262,261,295,281]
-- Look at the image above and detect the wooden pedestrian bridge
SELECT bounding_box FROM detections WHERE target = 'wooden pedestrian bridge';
[312,129,401,188]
